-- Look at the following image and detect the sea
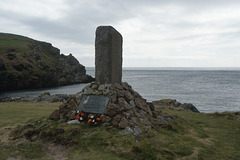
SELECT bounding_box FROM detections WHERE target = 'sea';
[1,67,240,113]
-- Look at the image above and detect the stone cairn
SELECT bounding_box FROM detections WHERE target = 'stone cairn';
[49,26,174,137]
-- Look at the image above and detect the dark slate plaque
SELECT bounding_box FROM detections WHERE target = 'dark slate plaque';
[76,95,110,114]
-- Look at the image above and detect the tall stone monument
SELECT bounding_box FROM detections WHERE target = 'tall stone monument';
[95,26,123,85]
[50,26,167,137]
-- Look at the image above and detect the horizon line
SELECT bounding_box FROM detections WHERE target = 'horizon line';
[85,67,240,70]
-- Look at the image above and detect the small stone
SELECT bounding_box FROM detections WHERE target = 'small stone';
[92,84,98,89]
[101,115,111,123]
[113,83,123,90]
[132,117,139,125]
[124,91,133,101]
[104,103,121,117]
[147,102,155,112]
[132,108,142,118]
[83,131,98,138]
[139,110,147,117]
[157,116,168,124]
[103,87,110,95]
[118,98,131,110]
[135,97,152,115]
[112,114,122,123]
[67,119,80,124]
[93,90,100,95]
[134,126,142,142]
[127,119,135,127]
[140,118,151,126]
[129,100,135,108]
[116,90,124,97]
[110,94,117,103]
[121,82,129,90]
[128,110,134,116]
[118,117,128,129]
[111,114,122,127]
[58,119,65,123]
[88,83,94,88]
[102,122,111,127]
[134,126,142,135]
[119,126,134,135]
[132,90,141,98]
[117,90,133,101]
[125,112,131,119]
[83,87,94,94]
[98,84,106,91]
[76,92,83,99]
[152,111,158,118]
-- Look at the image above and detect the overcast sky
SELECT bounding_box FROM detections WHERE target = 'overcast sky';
[1,0,240,67]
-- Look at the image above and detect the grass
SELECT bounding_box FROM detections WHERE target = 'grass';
[0,102,61,128]
[0,141,47,160]
[0,33,32,54]
[0,102,239,160]
[0,102,60,160]
[157,106,240,160]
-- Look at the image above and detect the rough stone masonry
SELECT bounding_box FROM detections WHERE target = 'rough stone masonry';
[48,26,174,140]
[95,26,123,85]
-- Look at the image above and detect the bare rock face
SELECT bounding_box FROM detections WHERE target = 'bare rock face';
[95,26,122,85]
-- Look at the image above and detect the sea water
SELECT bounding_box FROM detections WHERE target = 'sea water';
[1,67,240,113]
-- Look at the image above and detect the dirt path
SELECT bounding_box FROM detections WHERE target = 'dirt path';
[42,142,70,160]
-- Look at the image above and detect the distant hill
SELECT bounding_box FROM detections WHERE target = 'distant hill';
[0,33,94,91]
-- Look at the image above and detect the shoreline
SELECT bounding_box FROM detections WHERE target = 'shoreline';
[1,93,239,114]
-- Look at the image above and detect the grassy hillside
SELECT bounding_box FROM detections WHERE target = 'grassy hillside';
[0,33,92,91]
[0,102,239,160]
[0,33,58,54]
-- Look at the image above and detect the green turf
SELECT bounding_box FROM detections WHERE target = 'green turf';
[0,103,239,160]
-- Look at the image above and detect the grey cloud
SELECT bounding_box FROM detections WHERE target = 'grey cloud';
[1,0,240,67]
[2,0,138,44]
[2,0,240,45]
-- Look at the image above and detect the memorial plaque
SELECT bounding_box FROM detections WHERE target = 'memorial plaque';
[76,95,110,114]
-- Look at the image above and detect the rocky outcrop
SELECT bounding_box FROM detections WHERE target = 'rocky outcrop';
[0,92,69,103]
[152,99,200,113]
[0,33,94,91]
[180,103,200,113]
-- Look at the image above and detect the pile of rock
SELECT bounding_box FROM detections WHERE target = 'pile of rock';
[83,82,155,129]
[49,82,175,136]
[152,99,200,113]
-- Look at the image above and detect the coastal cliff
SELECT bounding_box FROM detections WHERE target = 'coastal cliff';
[0,33,94,91]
